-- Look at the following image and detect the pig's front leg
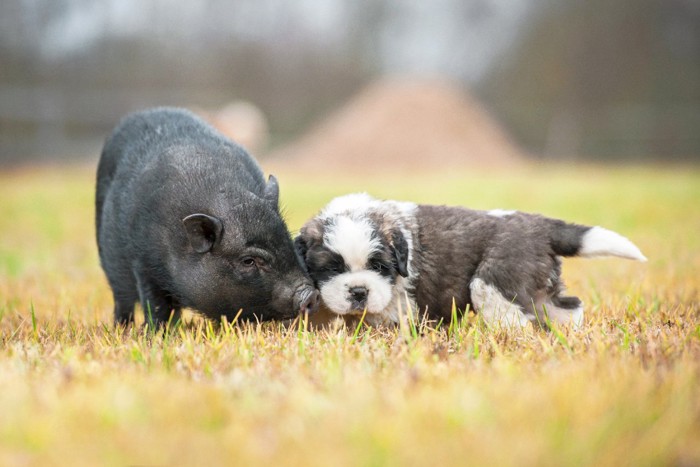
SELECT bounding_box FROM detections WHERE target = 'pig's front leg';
[134,272,181,328]
[114,300,136,327]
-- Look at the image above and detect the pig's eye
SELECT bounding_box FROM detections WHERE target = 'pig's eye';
[238,251,272,272]
[241,256,264,268]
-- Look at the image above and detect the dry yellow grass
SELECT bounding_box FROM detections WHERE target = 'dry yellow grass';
[0,164,698,466]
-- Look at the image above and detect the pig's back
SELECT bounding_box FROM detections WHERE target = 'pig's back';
[96,107,266,235]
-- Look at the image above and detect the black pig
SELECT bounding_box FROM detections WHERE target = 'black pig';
[96,107,318,326]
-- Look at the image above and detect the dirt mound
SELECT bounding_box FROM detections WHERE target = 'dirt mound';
[266,78,525,172]
[195,101,269,155]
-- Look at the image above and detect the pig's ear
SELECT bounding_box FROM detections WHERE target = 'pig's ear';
[182,213,223,253]
[263,175,279,207]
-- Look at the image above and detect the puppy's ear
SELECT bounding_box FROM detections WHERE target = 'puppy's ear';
[391,229,409,277]
[294,235,309,262]
[299,218,324,246]
[295,218,324,271]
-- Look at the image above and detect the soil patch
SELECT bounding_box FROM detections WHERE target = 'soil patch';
[266,78,526,173]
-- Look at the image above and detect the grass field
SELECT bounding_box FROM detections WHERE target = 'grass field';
[0,163,698,466]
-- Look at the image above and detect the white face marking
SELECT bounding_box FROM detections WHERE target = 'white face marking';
[319,214,393,316]
[319,271,394,315]
[488,209,516,218]
[324,216,380,271]
[579,226,647,261]
[322,193,376,217]
[469,278,531,328]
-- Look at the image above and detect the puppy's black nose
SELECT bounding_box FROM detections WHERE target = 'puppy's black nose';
[349,286,368,302]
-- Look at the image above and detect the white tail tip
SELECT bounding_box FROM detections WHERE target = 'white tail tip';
[580,226,647,261]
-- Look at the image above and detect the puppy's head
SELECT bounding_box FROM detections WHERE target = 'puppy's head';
[295,204,409,318]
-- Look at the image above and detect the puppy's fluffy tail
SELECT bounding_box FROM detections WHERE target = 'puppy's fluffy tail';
[549,220,647,262]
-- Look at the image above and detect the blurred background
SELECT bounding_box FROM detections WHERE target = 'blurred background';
[0,0,698,167]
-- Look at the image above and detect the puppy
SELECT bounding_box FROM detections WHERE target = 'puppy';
[294,193,646,329]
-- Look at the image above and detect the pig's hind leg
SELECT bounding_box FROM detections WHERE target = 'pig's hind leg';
[108,270,138,326]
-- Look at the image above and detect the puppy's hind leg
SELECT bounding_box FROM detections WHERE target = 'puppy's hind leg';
[469,278,531,329]
[539,295,584,329]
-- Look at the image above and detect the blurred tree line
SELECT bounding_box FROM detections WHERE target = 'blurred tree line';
[0,0,697,164]
[479,0,699,161]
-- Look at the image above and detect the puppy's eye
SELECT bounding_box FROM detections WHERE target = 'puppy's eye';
[370,261,388,272]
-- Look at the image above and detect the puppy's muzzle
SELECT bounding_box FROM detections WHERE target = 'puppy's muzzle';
[349,286,368,310]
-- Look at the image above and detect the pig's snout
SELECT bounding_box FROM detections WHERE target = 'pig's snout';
[295,287,320,315]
